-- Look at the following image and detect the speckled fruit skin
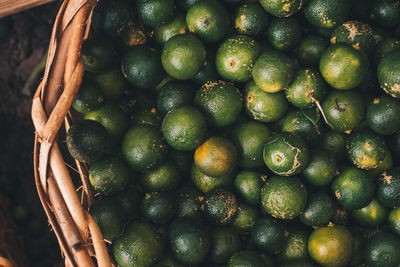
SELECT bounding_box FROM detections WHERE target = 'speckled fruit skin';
[378,49,400,99]
[377,168,400,208]
[346,129,387,170]
[121,125,168,171]
[319,43,369,90]
[266,16,302,52]
[367,95,400,135]
[303,0,351,29]
[186,0,230,43]
[286,68,326,109]
[308,226,354,267]
[136,0,175,28]
[204,188,238,225]
[263,132,309,176]
[161,34,206,80]
[330,20,376,53]
[154,13,188,44]
[331,167,375,210]
[195,80,243,128]
[234,4,269,36]
[161,106,207,151]
[252,50,294,93]
[215,35,262,82]
[245,81,289,123]
[261,175,307,220]
[113,221,164,267]
[89,156,131,196]
[260,0,304,17]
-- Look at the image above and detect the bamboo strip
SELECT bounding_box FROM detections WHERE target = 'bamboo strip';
[48,177,94,267]
[86,212,111,267]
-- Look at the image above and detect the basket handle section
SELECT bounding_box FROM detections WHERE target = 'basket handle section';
[31,0,111,266]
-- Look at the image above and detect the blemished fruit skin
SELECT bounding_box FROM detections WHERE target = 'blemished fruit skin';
[191,164,234,193]
[195,80,242,128]
[233,170,265,205]
[81,37,116,73]
[266,17,302,52]
[215,35,262,82]
[186,0,230,43]
[234,4,269,36]
[260,0,304,17]
[154,13,188,44]
[367,95,400,135]
[319,43,369,90]
[161,34,206,80]
[168,218,211,265]
[232,203,259,234]
[136,0,175,28]
[72,80,104,113]
[140,161,181,192]
[84,102,129,140]
[299,193,335,227]
[363,232,400,267]
[285,68,326,109]
[230,121,271,168]
[228,250,265,267]
[330,20,375,54]
[210,227,241,264]
[297,35,328,67]
[251,217,288,254]
[347,129,387,170]
[204,188,238,225]
[90,198,127,240]
[121,45,164,88]
[321,89,365,133]
[278,227,309,263]
[263,132,309,176]
[331,167,375,210]
[89,156,131,196]
[302,149,337,186]
[377,168,400,208]
[308,226,354,267]
[141,191,176,224]
[388,208,400,236]
[131,107,162,128]
[303,0,351,29]
[377,49,400,99]
[66,120,110,163]
[252,50,294,93]
[161,106,207,151]
[261,175,307,219]
[121,125,168,171]
[156,80,195,116]
[113,221,164,267]
[351,199,388,227]
[245,81,289,123]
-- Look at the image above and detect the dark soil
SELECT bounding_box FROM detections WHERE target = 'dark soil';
[0,2,62,266]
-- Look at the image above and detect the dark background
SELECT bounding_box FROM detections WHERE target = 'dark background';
[0,2,62,266]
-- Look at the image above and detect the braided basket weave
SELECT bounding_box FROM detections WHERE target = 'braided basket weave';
[31,0,112,266]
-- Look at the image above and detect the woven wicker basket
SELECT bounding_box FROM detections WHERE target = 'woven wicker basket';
[31,0,112,266]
